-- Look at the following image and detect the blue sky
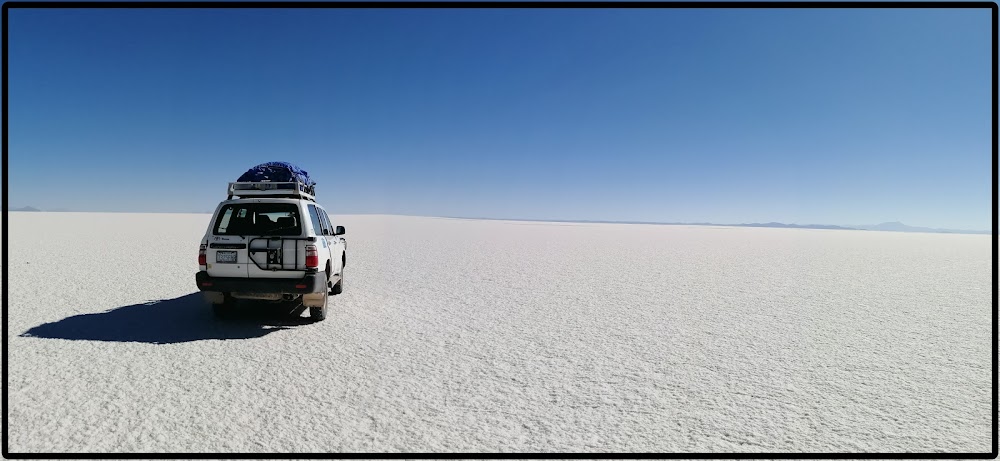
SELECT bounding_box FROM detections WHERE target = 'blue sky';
[6,7,993,229]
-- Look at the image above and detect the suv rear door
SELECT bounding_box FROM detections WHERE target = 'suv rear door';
[245,202,307,279]
[207,201,308,279]
[206,204,251,278]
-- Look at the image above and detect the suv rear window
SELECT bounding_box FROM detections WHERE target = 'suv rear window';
[214,203,302,236]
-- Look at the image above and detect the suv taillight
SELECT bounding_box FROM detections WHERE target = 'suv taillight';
[198,244,207,267]
[305,245,318,269]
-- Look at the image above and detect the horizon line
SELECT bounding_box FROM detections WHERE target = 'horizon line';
[4,209,991,234]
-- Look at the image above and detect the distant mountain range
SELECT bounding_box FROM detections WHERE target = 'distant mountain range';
[7,206,75,212]
[7,206,206,213]
[733,222,858,230]
[729,221,989,234]
[846,221,990,235]
[450,216,991,235]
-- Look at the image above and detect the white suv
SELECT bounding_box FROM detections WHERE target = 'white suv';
[195,181,346,321]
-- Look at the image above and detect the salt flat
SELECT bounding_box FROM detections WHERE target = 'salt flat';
[4,212,992,453]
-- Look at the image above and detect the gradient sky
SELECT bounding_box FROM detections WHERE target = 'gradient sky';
[6,7,993,229]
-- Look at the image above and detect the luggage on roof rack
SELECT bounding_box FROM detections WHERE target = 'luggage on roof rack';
[238,162,315,185]
[228,162,317,201]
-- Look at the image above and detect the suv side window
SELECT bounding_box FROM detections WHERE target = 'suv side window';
[318,208,332,235]
[307,205,326,236]
[320,209,334,235]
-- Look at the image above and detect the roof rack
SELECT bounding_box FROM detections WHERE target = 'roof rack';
[227,181,316,202]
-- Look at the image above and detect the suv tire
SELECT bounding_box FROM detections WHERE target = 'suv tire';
[309,302,327,321]
[212,293,235,319]
[310,278,329,321]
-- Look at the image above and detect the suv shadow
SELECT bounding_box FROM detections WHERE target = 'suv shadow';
[20,293,316,345]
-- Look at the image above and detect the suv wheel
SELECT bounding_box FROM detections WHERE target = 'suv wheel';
[310,279,329,321]
[309,301,327,321]
[212,293,235,319]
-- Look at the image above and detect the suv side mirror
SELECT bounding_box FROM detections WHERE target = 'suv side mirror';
[335,225,346,236]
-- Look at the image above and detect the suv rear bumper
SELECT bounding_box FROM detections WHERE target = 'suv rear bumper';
[195,271,326,294]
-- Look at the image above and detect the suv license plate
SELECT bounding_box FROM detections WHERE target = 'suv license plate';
[216,251,237,263]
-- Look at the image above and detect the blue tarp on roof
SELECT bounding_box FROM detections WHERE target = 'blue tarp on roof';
[237,162,315,186]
